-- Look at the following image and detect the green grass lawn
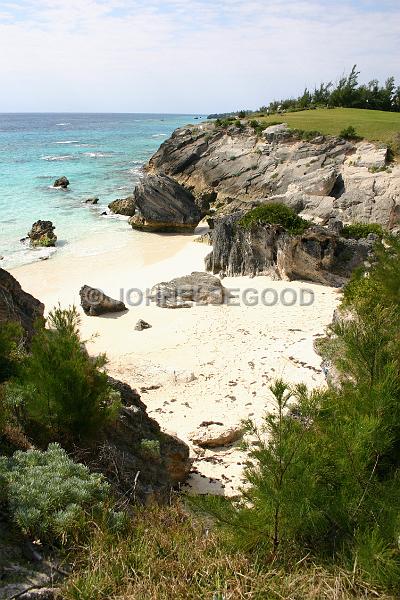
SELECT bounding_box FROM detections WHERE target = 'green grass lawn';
[254,108,400,144]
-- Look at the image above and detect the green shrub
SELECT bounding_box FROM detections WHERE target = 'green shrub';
[342,222,384,240]
[239,203,310,235]
[291,128,323,141]
[140,438,161,460]
[340,125,361,140]
[20,306,120,444]
[0,321,23,384]
[0,443,110,542]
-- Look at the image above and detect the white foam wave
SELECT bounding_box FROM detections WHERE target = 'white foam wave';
[56,123,71,126]
[83,152,113,158]
[41,155,77,161]
[55,140,80,144]
[151,133,167,138]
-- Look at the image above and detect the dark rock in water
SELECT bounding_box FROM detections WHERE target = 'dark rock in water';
[205,213,374,286]
[28,220,57,247]
[80,285,127,316]
[128,174,202,232]
[135,319,152,331]
[100,211,107,216]
[78,376,191,501]
[85,197,99,205]
[151,271,226,308]
[108,196,136,216]
[53,176,69,189]
[0,268,44,343]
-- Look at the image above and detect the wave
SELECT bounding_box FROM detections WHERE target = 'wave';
[56,123,71,126]
[54,140,80,145]
[83,152,114,158]
[151,133,167,138]
[41,155,78,161]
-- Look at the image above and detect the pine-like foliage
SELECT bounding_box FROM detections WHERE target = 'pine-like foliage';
[20,306,120,444]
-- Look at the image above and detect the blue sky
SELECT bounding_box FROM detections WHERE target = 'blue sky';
[0,0,399,112]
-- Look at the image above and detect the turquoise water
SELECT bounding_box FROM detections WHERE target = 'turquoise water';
[0,113,205,268]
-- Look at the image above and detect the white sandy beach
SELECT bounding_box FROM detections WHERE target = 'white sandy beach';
[10,226,340,496]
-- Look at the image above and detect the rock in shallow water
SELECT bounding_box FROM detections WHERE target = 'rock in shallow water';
[108,196,136,216]
[53,176,69,189]
[151,271,227,308]
[79,285,127,316]
[28,220,57,247]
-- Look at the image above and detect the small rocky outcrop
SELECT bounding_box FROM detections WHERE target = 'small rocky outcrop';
[205,213,375,286]
[108,196,136,216]
[0,269,44,343]
[128,174,202,232]
[85,197,99,205]
[79,285,127,316]
[189,421,244,448]
[81,377,191,501]
[135,319,152,331]
[53,176,69,189]
[28,221,57,247]
[151,272,226,308]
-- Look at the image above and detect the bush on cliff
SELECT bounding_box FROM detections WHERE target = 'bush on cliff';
[0,443,118,543]
[239,203,310,235]
[342,222,384,240]
[19,306,120,445]
[0,321,23,384]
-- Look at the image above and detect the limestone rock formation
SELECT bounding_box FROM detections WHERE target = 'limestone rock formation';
[53,176,69,189]
[108,196,136,216]
[144,121,400,228]
[135,319,152,331]
[79,285,127,316]
[205,213,375,286]
[189,421,244,448]
[151,271,226,308]
[81,377,191,501]
[28,221,57,247]
[0,269,44,342]
[128,174,202,232]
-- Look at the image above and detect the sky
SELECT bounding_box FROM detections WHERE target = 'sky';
[0,0,399,113]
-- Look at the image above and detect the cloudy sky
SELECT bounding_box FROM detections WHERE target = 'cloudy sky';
[0,0,399,113]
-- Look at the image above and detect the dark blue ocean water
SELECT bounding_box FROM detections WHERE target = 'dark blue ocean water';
[0,113,205,267]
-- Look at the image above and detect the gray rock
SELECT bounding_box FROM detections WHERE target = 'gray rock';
[205,213,374,286]
[85,197,99,204]
[144,122,400,229]
[135,319,152,331]
[108,196,136,216]
[53,176,69,189]
[0,269,44,344]
[129,174,202,232]
[79,285,127,316]
[79,377,191,501]
[151,271,226,308]
[27,221,57,247]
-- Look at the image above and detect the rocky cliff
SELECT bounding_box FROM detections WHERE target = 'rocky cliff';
[142,121,400,228]
[0,268,44,343]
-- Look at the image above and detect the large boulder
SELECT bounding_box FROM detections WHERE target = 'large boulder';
[53,176,69,189]
[189,421,244,448]
[108,196,136,216]
[128,174,202,232]
[205,213,375,286]
[80,377,191,501]
[151,271,226,308]
[27,221,57,247]
[79,285,127,316]
[0,269,44,343]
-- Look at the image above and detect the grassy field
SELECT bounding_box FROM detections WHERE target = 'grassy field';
[254,108,400,144]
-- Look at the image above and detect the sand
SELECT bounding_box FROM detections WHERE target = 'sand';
[10,225,340,496]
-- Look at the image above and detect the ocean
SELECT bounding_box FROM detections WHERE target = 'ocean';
[0,113,205,269]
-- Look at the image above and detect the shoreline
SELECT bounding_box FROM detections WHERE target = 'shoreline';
[10,227,339,495]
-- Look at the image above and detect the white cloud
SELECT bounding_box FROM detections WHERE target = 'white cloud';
[0,0,399,111]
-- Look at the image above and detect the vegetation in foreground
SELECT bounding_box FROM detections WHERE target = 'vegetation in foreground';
[2,236,400,598]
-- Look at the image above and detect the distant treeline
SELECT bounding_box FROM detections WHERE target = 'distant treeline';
[208,66,400,119]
